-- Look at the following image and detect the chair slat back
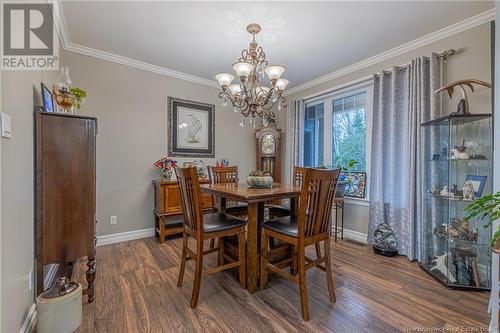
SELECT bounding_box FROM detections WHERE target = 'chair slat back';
[298,168,340,238]
[208,166,239,184]
[175,167,204,234]
[293,166,306,187]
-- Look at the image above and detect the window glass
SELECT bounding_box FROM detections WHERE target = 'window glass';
[332,92,367,172]
[304,103,324,167]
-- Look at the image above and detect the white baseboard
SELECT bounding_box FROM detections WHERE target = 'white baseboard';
[342,228,368,244]
[19,303,36,333]
[96,228,155,246]
[20,264,59,332]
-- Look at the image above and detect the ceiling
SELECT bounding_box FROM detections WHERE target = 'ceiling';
[60,1,494,89]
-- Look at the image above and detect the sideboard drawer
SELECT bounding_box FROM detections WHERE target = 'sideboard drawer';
[153,179,213,215]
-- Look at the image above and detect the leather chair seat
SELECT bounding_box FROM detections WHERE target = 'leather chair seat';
[225,203,248,213]
[203,213,246,234]
[261,216,298,238]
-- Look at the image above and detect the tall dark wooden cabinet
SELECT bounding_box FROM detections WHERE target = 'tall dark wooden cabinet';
[35,111,97,302]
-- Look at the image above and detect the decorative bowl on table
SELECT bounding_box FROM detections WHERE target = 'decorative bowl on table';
[246,170,273,189]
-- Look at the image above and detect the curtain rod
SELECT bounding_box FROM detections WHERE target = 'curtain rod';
[376,48,458,76]
[298,48,458,102]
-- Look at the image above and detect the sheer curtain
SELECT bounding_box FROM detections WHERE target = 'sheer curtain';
[368,54,442,261]
[285,100,304,182]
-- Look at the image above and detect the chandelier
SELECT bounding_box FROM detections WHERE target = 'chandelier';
[215,23,289,126]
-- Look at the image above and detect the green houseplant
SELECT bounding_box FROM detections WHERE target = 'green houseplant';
[464,191,500,248]
[70,87,87,110]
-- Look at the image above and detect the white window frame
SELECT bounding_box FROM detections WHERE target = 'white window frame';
[304,80,373,206]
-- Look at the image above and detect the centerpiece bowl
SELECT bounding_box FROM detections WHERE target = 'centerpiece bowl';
[247,170,273,189]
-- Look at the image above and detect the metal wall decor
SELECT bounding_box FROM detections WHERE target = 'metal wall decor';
[214,23,289,125]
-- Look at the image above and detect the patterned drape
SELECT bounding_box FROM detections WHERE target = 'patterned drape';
[368,54,442,261]
[285,100,304,182]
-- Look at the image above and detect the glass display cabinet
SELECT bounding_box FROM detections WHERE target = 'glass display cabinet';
[420,113,493,290]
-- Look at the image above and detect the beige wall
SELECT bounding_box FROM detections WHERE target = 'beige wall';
[280,23,492,235]
[60,50,257,236]
[1,70,58,332]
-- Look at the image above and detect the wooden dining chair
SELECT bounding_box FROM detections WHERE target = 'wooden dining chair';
[207,166,248,216]
[267,166,322,258]
[207,166,248,250]
[175,166,247,308]
[260,168,340,321]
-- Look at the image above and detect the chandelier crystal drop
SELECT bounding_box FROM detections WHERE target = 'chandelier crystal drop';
[215,23,288,120]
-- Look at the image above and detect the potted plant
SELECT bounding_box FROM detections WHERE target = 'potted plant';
[335,159,359,198]
[70,87,87,110]
[154,157,178,180]
[464,191,500,249]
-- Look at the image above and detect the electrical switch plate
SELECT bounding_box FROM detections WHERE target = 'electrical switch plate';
[1,113,11,139]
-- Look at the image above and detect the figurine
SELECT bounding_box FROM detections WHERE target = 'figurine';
[435,79,492,115]
[464,140,480,157]
[440,185,449,197]
[462,180,475,201]
[451,184,463,198]
[450,148,469,160]
[430,253,457,283]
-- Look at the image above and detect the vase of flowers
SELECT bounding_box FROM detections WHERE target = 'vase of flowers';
[154,157,178,180]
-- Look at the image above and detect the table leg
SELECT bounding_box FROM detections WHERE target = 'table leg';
[217,195,227,213]
[290,196,299,218]
[247,202,259,293]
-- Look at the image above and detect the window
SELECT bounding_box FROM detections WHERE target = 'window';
[303,103,324,167]
[301,82,373,201]
[332,92,367,171]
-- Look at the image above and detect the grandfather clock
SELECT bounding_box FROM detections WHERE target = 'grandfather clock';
[256,124,281,183]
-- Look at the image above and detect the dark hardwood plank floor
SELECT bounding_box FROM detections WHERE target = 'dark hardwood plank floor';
[72,237,490,333]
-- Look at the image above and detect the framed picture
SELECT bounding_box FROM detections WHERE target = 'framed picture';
[183,160,208,180]
[465,175,487,198]
[343,172,367,199]
[168,97,215,157]
[41,83,54,113]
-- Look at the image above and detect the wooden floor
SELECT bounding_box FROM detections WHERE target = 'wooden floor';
[72,237,490,333]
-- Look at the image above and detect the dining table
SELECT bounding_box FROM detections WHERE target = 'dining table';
[200,182,302,293]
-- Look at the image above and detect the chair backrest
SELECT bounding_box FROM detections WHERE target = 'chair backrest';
[208,166,239,184]
[175,166,204,234]
[298,168,340,239]
[293,166,306,187]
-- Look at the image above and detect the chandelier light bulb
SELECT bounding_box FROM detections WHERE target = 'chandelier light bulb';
[276,79,289,91]
[229,84,242,95]
[264,65,286,81]
[215,73,234,87]
[233,62,254,79]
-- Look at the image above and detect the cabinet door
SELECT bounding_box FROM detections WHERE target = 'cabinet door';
[37,113,96,263]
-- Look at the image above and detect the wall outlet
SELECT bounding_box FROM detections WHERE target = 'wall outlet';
[27,270,33,292]
[110,216,117,225]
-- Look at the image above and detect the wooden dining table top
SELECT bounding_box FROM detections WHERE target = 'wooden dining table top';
[199,182,301,202]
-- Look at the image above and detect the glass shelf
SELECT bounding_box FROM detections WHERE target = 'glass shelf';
[420,113,492,127]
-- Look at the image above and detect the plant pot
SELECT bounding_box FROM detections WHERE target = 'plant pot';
[335,180,347,198]
[246,175,273,188]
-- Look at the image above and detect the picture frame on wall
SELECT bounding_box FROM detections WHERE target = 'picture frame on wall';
[168,97,215,157]
[465,175,487,198]
[41,83,54,113]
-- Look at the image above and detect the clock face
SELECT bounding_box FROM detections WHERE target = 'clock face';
[262,134,275,155]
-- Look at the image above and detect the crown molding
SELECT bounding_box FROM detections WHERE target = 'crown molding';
[63,42,220,88]
[51,1,494,94]
[51,0,219,88]
[285,8,496,97]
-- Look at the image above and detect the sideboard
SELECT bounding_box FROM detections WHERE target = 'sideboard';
[152,179,213,242]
